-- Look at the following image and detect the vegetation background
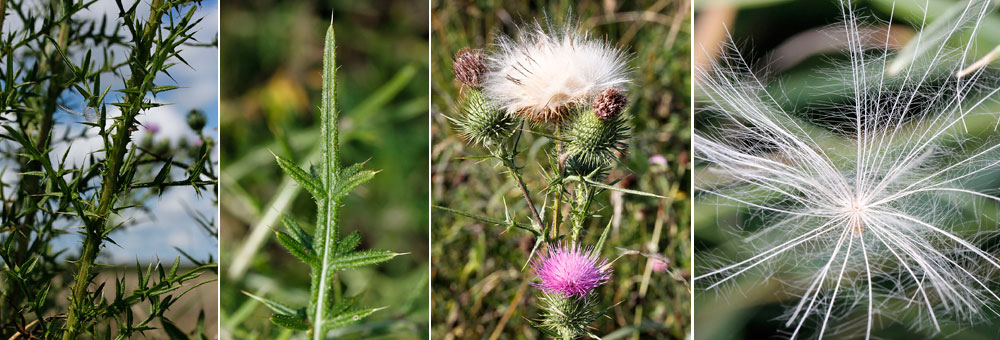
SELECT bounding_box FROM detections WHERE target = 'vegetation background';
[217,0,429,339]
[692,0,1000,338]
[430,0,691,339]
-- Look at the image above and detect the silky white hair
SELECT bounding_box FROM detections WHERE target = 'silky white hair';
[482,21,631,123]
[694,0,1000,338]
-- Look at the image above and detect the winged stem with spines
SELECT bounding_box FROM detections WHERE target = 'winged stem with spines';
[257,22,400,339]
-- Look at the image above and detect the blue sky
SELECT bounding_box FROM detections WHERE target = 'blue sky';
[2,0,220,264]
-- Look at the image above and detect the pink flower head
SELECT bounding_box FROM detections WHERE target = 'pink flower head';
[648,154,667,166]
[145,123,160,134]
[531,243,611,298]
[651,258,669,273]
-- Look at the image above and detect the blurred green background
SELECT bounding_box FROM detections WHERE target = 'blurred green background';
[218,0,429,339]
[431,0,691,339]
[693,0,1000,339]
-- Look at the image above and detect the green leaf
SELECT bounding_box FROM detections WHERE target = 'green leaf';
[332,166,377,200]
[242,291,300,317]
[273,152,325,200]
[335,231,361,255]
[324,306,386,329]
[160,318,189,340]
[151,85,184,94]
[594,219,613,254]
[270,314,311,331]
[326,250,399,273]
[275,230,318,266]
[583,177,665,198]
[280,214,313,251]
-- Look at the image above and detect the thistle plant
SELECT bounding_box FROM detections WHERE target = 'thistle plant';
[439,20,664,339]
[0,0,217,338]
[247,21,401,340]
[694,0,1000,338]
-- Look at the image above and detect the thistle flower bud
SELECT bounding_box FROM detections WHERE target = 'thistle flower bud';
[592,88,627,121]
[453,88,515,148]
[453,48,488,88]
[145,123,160,134]
[563,106,630,178]
[187,109,207,131]
[536,292,603,339]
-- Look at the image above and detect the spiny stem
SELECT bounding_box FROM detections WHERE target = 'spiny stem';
[499,122,545,233]
[552,126,563,240]
[503,158,545,233]
[569,182,593,242]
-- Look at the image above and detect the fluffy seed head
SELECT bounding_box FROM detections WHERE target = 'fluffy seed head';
[531,243,612,297]
[592,88,628,120]
[483,22,631,124]
[453,48,488,87]
[695,0,1000,337]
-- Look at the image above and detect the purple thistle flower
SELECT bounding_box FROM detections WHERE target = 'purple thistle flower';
[531,243,611,298]
[648,154,667,167]
[651,258,669,273]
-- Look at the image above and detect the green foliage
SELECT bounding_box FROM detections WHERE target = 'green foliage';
[261,23,399,340]
[0,0,217,338]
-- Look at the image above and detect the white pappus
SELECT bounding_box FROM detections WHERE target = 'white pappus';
[694,0,1000,338]
[483,21,631,124]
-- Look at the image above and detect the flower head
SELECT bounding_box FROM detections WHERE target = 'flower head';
[452,88,515,147]
[563,105,630,178]
[453,48,488,88]
[483,22,630,123]
[592,88,627,121]
[651,258,669,273]
[649,154,668,167]
[531,243,611,297]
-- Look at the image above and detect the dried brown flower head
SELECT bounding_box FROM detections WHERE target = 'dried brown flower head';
[592,88,627,121]
[453,48,488,88]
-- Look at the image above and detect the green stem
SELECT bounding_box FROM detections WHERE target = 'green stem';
[569,182,591,242]
[62,230,100,339]
[504,158,545,232]
[499,121,545,233]
[552,126,563,240]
